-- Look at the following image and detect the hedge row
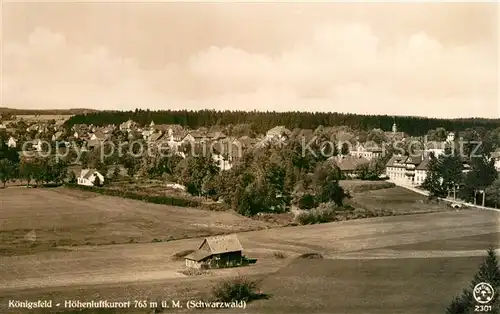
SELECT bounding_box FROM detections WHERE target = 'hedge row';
[65,183,201,208]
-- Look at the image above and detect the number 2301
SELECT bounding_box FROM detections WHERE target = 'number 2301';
[475,305,492,312]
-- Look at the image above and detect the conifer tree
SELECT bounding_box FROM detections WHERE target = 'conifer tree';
[446,248,500,314]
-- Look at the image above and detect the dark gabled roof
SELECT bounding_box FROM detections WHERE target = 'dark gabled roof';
[330,156,370,172]
[81,169,98,179]
[406,155,423,165]
[154,124,184,133]
[148,132,164,142]
[386,155,408,167]
[184,250,213,262]
[416,157,431,170]
[199,234,243,255]
[190,131,206,139]
[182,131,206,141]
[206,131,227,140]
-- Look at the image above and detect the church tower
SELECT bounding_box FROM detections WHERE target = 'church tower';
[392,118,397,133]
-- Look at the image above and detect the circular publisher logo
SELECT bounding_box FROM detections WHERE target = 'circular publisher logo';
[473,282,495,304]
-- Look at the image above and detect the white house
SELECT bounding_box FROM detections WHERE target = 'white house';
[446,132,455,143]
[51,131,63,142]
[258,126,291,147]
[33,139,44,152]
[119,119,138,132]
[266,126,291,141]
[349,142,383,160]
[492,149,500,172]
[385,155,408,183]
[414,157,430,186]
[212,153,233,171]
[423,141,448,158]
[7,136,17,148]
[77,169,105,187]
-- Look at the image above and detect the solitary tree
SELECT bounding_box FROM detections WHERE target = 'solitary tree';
[19,159,36,187]
[422,155,446,197]
[68,171,77,184]
[460,157,497,206]
[110,166,121,182]
[0,158,15,187]
[312,162,347,206]
[439,148,463,199]
[93,174,102,187]
[486,178,500,208]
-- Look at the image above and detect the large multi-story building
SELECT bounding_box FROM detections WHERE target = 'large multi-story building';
[385,155,409,183]
[386,155,430,186]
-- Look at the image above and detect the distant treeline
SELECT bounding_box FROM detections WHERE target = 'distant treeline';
[64,109,500,136]
[0,107,99,116]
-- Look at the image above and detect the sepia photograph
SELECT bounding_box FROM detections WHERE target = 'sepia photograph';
[0,1,499,313]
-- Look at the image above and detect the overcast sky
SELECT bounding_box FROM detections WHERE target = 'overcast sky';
[1,2,498,118]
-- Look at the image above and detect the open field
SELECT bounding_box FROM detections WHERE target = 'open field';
[0,187,268,255]
[385,232,500,251]
[0,254,492,314]
[0,208,499,313]
[0,187,498,313]
[243,255,485,314]
[0,184,453,256]
[346,186,453,214]
[16,114,73,122]
[1,115,73,125]
[340,180,396,193]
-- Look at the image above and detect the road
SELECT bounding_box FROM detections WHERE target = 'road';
[0,209,498,294]
[390,180,500,212]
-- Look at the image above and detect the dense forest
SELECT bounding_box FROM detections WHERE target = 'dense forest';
[64,109,500,136]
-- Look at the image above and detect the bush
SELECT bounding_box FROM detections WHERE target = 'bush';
[299,253,324,259]
[180,268,207,276]
[297,193,318,210]
[273,251,286,259]
[201,202,228,211]
[211,276,262,302]
[346,181,395,193]
[64,183,200,208]
[296,208,337,225]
